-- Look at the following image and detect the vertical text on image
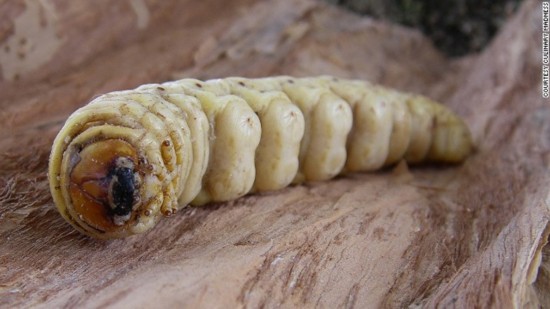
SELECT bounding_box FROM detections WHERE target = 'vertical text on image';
[544,2,549,32]
[542,2,550,98]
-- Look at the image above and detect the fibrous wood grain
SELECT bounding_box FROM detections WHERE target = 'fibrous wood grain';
[0,0,548,308]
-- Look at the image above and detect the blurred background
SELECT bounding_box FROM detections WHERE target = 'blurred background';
[326,0,523,56]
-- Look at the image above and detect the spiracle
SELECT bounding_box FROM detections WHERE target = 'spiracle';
[48,76,473,239]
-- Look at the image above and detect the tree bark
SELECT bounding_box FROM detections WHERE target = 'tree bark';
[0,0,548,308]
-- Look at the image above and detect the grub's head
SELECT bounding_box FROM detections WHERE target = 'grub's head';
[64,139,143,234]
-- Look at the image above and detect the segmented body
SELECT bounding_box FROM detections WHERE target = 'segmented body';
[48,76,472,239]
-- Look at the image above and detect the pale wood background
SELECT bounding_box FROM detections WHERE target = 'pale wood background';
[0,0,548,307]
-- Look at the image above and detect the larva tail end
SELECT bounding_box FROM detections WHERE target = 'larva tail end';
[428,113,474,164]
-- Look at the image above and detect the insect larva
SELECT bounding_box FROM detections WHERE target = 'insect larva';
[48,76,473,239]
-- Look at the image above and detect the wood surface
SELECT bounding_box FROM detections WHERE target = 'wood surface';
[0,0,548,307]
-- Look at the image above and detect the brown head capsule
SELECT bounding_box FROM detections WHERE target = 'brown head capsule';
[68,139,141,232]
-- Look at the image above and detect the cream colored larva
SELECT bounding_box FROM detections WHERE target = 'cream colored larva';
[48,76,473,239]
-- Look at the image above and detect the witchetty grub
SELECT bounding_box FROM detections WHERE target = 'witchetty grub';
[48,76,473,239]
